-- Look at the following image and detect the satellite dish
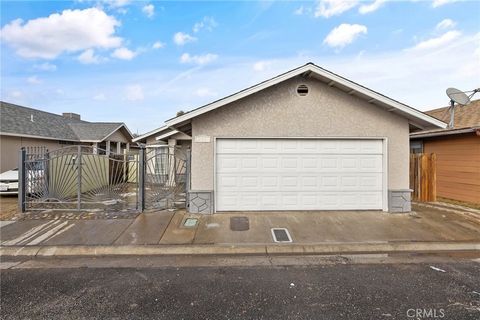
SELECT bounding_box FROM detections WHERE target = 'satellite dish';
[446,87,471,106]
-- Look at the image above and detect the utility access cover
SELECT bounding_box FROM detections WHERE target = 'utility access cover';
[183,218,198,228]
[230,216,249,231]
[271,228,293,243]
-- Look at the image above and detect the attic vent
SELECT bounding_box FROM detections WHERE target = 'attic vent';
[296,84,309,96]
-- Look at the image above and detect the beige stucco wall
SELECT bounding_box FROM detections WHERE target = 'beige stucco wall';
[191,76,410,191]
[105,129,130,143]
[0,135,64,173]
[146,136,162,145]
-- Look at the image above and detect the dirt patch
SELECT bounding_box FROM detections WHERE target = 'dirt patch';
[0,196,19,220]
[437,197,480,210]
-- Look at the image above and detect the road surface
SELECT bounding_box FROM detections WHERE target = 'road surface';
[1,258,479,319]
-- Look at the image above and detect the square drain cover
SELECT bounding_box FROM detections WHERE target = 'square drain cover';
[271,228,292,243]
[230,216,249,231]
[183,218,198,228]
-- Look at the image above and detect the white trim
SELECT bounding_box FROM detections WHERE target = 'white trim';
[146,144,169,148]
[410,127,477,139]
[166,63,446,130]
[214,137,388,213]
[132,125,169,142]
[155,130,179,141]
[213,136,217,213]
[101,123,133,142]
[382,137,388,212]
[1,123,133,143]
[0,132,80,142]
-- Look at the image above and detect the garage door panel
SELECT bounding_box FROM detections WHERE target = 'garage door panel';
[216,191,383,211]
[217,154,382,173]
[216,139,384,211]
[216,139,383,155]
[217,172,382,192]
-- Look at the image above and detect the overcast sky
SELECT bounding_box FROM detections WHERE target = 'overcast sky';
[1,0,479,134]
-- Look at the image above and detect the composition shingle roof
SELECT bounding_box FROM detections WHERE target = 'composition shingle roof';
[0,101,128,142]
[411,99,480,138]
[425,99,480,129]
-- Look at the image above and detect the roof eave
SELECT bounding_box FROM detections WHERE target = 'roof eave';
[155,130,179,141]
[0,132,79,142]
[99,123,133,142]
[164,63,447,130]
[132,125,169,142]
[410,127,479,139]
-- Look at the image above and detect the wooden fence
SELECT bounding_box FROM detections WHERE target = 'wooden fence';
[410,153,437,202]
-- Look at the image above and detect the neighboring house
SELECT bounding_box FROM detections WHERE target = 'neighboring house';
[0,101,134,173]
[410,99,480,204]
[134,63,445,214]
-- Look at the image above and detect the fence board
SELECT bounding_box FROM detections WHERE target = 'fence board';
[410,153,437,202]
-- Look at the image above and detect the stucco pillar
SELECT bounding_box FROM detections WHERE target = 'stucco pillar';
[126,143,130,152]
[116,141,121,154]
[92,142,98,154]
[388,189,413,213]
[106,141,110,156]
[167,139,176,187]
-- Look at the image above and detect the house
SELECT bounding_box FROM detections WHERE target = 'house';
[134,63,446,214]
[410,99,480,204]
[0,101,134,173]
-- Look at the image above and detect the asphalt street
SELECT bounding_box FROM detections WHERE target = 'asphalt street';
[1,259,479,320]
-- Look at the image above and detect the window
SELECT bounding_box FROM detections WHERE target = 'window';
[154,147,168,175]
[410,141,423,154]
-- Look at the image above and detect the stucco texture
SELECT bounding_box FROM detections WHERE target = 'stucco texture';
[191,76,410,191]
[0,136,63,173]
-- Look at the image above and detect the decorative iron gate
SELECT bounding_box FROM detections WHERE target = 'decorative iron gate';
[18,145,190,213]
[19,146,139,212]
[142,146,190,210]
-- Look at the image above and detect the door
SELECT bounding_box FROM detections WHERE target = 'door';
[216,138,385,211]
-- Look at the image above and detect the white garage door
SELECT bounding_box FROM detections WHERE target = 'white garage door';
[216,139,385,211]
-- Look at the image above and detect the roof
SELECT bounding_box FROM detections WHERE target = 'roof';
[410,99,480,139]
[132,125,168,143]
[68,122,129,142]
[0,101,133,142]
[426,99,480,129]
[164,62,446,130]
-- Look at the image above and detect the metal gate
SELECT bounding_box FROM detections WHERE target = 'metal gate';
[19,145,190,213]
[142,146,190,210]
[20,146,139,212]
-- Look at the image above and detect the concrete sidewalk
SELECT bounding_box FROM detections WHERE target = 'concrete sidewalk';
[1,204,479,257]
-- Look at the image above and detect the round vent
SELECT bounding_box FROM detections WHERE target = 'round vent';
[297,84,309,96]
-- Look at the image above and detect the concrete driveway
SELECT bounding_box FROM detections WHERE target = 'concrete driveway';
[1,205,479,247]
[192,205,480,245]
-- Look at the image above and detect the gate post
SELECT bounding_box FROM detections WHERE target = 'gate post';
[18,148,26,213]
[138,148,145,212]
[77,145,82,211]
[185,149,191,210]
[186,149,191,193]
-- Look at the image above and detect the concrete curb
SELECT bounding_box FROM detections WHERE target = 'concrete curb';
[1,241,479,257]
